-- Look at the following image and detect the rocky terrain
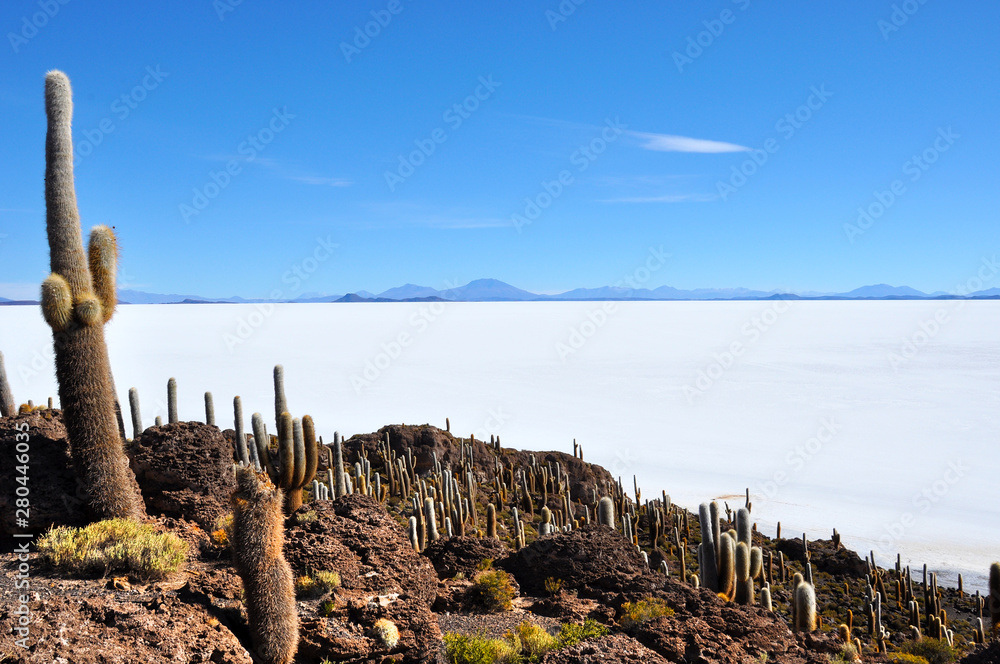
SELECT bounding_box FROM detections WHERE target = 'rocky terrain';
[0,410,996,663]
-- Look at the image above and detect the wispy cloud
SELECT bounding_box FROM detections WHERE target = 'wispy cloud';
[597,194,717,203]
[360,201,507,229]
[286,175,353,187]
[630,131,750,153]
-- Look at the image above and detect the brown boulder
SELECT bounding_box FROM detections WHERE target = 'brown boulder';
[128,421,236,530]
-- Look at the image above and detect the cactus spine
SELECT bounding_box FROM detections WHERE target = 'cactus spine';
[231,466,298,664]
[39,71,143,521]
[0,351,15,417]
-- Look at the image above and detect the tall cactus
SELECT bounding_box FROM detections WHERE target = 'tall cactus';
[231,465,298,664]
[734,541,754,605]
[698,502,719,592]
[718,532,735,600]
[0,351,15,417]
[39,71,143,521]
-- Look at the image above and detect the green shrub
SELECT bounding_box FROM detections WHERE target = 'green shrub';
[543,577,563,596]
[619,597,674,631]
[295,569,341,597]
[557,619,609,648]
[828,642,860,663]
[467,569,516,612]
[443,632,521,664]
[897,639,956,664]
[887,654,929,664]
[37,519,187,581]
[513,622,557,662]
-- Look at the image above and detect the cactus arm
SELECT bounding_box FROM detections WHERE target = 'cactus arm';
[277,412,294,488]
[291,417,305,488]
[44,71,91,298]
[87,225,117,323]
[301,415,318,488]
[251,412,277,480]
[41,273,74,331]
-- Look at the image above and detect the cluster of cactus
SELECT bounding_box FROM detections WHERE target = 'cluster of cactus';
[37,71,144,521]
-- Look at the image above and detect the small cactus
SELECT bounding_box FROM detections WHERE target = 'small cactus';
[486,503,497,539]
[372,618,399,649]
[167,377,178,423]
[760,585,772,611]
[597,496,615,528]
[128,387,142,438]
[204,391,215,426]
[794,581,817,632]
[734,541,753,605]
[718,532,735,600]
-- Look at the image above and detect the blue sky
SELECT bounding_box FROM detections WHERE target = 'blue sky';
[1,0,997,299]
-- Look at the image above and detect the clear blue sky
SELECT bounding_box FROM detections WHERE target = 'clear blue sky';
[1,1,998,299]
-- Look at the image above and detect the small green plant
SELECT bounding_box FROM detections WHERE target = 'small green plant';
[543,577,563,597]
[37,519,187,581]
[318,600,336,617]
[210,513,234,547]
[295,569,341,597]
[897,639,957,664]
[828,642,860,663]
[443,631,521,664]
[513,622,557,662]
[477,557,495,571]
[886,654,929,664]
[557,618,609,648]
[467,569,516,612]
[619,597,674,631]
[372,618,400,649]
[295,510,318,525]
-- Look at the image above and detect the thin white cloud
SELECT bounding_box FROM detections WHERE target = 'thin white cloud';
[598,194,717,203]
[630,131,750,153]
[286,175,353,187]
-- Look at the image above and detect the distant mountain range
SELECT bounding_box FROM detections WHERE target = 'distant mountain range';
[2,281,998,305]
